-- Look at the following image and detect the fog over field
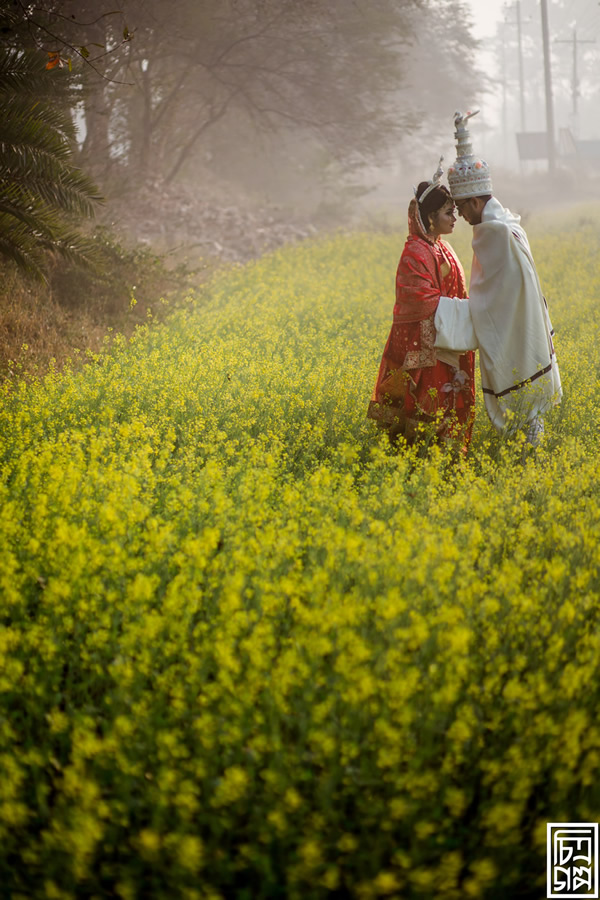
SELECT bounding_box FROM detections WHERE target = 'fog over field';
[7,0,598,254]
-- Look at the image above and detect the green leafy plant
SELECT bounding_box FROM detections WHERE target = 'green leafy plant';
[0,42,102,279]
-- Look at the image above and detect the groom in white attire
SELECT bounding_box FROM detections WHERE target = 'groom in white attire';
[434,110,562,445]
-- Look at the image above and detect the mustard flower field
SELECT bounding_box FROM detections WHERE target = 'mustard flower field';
[1,215,600,898]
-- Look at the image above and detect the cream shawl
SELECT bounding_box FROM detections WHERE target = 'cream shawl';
[434,197,562,431]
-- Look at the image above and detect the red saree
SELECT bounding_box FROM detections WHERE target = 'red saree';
[367,199,475,450]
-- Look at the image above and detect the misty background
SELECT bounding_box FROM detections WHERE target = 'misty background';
[5,0,600,261]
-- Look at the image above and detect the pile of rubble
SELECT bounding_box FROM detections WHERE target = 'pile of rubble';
[103,179,319,263]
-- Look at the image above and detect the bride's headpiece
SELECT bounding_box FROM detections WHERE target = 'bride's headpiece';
[412,155,445,234]
[413,155,445,205]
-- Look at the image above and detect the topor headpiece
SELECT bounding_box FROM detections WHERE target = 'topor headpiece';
[447,109,493,200]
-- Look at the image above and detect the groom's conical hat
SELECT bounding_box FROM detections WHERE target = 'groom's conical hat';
[447,109,493,200]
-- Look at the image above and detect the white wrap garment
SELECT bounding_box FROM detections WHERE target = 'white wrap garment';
[434,197,562,431]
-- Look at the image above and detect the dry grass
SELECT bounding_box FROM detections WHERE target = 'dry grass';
[0,270,110,378]
[0,244,211,382]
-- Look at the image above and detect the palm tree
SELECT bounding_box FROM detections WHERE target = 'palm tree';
[0,43,103,279]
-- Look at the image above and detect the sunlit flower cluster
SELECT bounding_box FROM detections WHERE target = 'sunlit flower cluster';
[1,215,600,897]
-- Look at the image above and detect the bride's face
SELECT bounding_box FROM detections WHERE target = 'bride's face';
[429,200,456,236]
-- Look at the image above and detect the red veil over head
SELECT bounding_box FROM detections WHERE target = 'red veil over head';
[393,198,450,325]
[408,196,431,240]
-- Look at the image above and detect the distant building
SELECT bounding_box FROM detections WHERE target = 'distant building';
[516,129,600,167]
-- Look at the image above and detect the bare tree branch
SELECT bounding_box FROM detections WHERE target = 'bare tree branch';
[13,0,134,84]
[165,88,243,183]
[29,6,124,29]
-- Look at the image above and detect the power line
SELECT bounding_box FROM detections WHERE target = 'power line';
[555,25,596,125]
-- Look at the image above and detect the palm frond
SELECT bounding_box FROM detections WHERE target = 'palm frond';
[0,44,102,278]
[0,150,103,216]
[0,96,77,148]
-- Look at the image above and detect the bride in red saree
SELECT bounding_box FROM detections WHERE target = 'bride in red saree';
[367,166,476,451]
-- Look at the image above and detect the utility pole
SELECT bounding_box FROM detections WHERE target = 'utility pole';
[540,0,556,174]
[555,26,595,133]
[501,22,509,165]
[502,0,526,171]
[505,1,527,132]
[516,1,525,132]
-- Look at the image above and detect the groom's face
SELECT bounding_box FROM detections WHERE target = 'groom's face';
[455,197,486,226]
